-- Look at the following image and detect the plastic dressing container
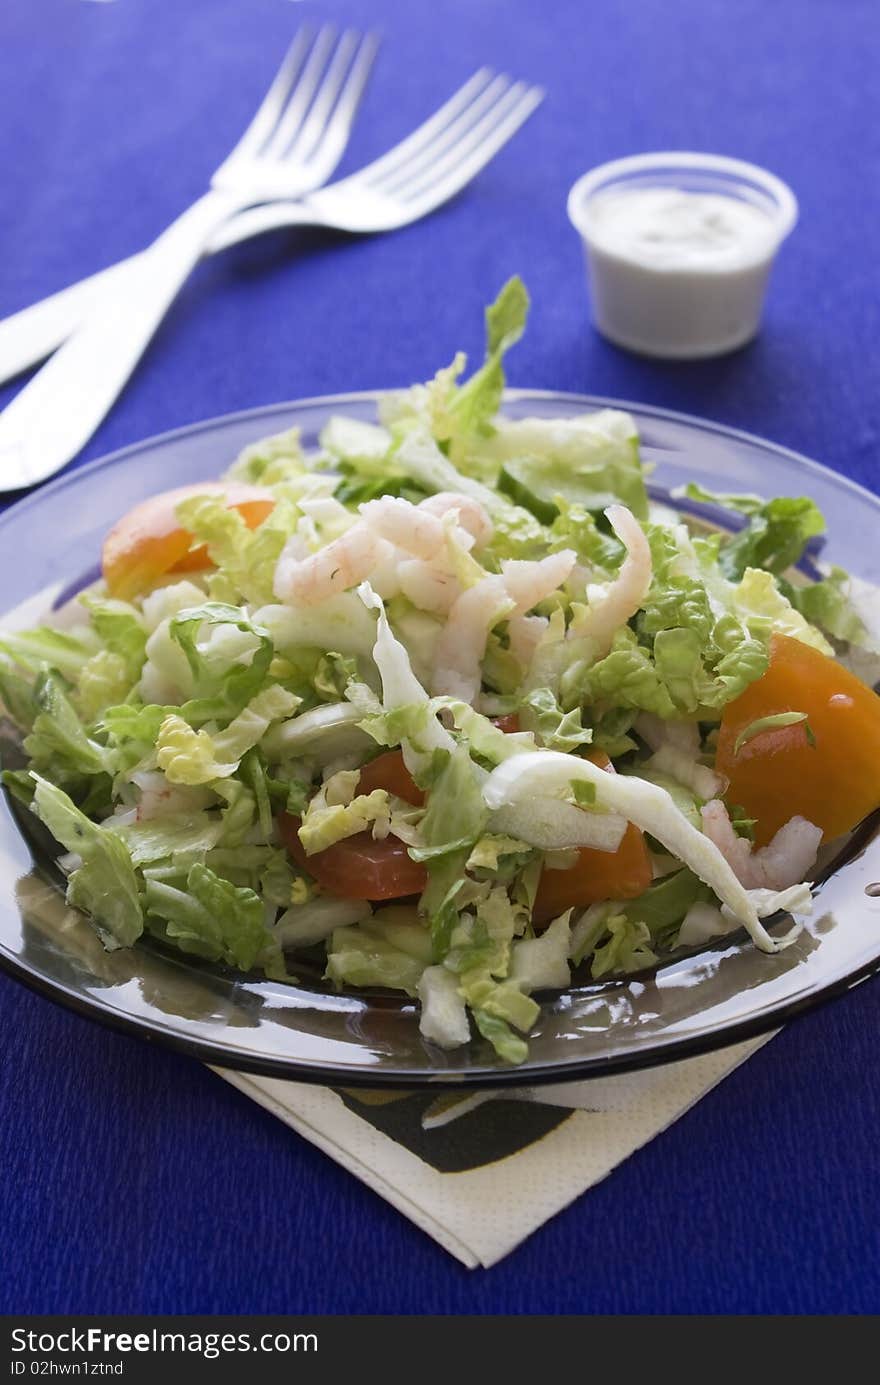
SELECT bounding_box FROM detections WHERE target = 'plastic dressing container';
[567,152,798,359]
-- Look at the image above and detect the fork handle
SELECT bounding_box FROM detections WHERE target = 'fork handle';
[0,203,316,390]
[0,188,248,489]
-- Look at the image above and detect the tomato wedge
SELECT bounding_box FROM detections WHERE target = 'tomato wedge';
[354,717,521,810]
[278,813,428,901]
[716,632,880,845]
[533,751,652,924]
[281,713,635,909]
[102,482,275,599]
[357,750,425,806]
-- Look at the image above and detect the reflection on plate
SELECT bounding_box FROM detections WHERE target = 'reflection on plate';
[1,391,879,1087]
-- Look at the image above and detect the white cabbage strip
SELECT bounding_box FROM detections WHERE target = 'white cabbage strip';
[483,751,806,952]
[274,897,372,948]
[358,583,456,776]
[489,799,626,852]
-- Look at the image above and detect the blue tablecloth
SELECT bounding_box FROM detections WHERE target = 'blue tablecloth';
[1,0,879,1314]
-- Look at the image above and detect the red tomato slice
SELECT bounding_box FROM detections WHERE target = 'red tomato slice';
[102,482,275,599]
[357,750,425,806]
[278,813,428,901]
[354,718,520,808]
[533,751,652,924]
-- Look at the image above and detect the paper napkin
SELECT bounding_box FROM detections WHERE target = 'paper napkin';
[214,1034,773,1268]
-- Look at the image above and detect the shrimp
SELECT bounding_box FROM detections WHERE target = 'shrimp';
[570,504,652,658]
[431,576,515,702]
[397,556,461,614]
[273,523,392,606]
[358,497,448,559]
[500,550,577,613]
[507,614,549,670]
[701,799,822,891]
[418,492,494,548]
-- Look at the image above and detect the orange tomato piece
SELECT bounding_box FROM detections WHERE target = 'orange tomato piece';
[716,633,880,846]
[278,813,428,901]
[102,482,275,599]
[533,751,653,924]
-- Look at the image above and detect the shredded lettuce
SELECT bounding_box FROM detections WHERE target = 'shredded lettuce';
[418,965,471,1049]
[0,625,99,681]
[510,910,572,990]
[325,924,426,995]
[24,670,114,782]
[145,862,271,970]
[680,484,825,580]
[31,776,143,950]
[298,788,390,855]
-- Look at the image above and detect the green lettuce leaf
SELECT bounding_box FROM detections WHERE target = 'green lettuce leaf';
[520,686,593,751]
[733,568,832,653]
[0,661,37,728]
[489,409,648,520]
[423,738,488,837]
[76,651,133,722]
[109,811,223,866]
[225,426,306,485]
[82,597,147,679]
[445,276,529,451]
[145,862,270,971]
[783,566,875,648]
[590,914,658,979]
[617,868,711,946]
[325,924,426,995]
[24,671,114,780]
[174,493,301,609]
[681,485,825,580]
[31,776,143,950]
[169,603,275,724]
[472,1009,528,1064]
[0,625,99,681]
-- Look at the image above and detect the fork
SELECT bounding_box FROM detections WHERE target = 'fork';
[0,24,379,492]
[0,69,542,493]
[0,69,540,387]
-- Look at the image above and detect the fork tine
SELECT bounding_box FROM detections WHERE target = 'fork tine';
[340,68,498,188]
[401,85,544,214]
[372,73,513,196]
[285,32,379,178]
[219,28,314,168]
[281,30,376,165]
[261,25,339,160]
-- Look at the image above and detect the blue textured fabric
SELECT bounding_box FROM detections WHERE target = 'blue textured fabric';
[1,0,879,1314]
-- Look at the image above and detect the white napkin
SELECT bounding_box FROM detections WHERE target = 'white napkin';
[214,1033,773,1268]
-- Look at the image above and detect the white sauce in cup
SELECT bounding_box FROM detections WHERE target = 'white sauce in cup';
[587,188,777,271]
[568,154,798,359]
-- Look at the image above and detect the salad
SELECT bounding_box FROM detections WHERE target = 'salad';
[2,278,880,1065]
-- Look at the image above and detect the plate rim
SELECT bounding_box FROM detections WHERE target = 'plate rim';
[1,387,878,1088]
[2,387,878,527]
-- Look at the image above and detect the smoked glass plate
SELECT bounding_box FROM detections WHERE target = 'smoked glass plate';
[1,391,878,1087]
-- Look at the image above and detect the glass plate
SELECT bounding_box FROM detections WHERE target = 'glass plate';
[1,391,879,1089]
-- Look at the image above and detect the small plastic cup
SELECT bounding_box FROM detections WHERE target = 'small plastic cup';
[567,152,798,359]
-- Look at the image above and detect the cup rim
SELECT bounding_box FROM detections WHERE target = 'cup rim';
[567,151,799,247]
